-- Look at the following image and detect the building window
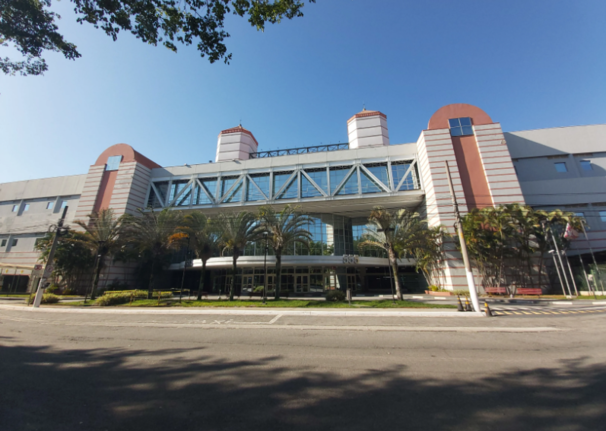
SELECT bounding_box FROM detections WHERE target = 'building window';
[61,201,68,209]
[106,155,122,171]
[579,160,592,171]
[600,211,606,222]
[574,212,585,219]
[448,117,473,137]
[12,204,18,212]
[554,162,568,173]
[1,239,6,247]
[46,202,54,210]
[11,239,18,247]
[24,204,30,212]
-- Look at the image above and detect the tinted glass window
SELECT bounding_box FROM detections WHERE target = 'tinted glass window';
[580,160,592,171]
[106,156,122,171]
[554,162,568,173]
[449,117,473,137]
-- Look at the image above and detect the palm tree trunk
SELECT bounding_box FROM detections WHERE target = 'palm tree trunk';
[390,251,402,300]
[90,252,104,300]
[229,256,237,301]
[274,253,282,300]
[197,259,207,301]
[147,261,155,299]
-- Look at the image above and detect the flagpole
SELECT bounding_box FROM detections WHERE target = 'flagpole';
[580,220,605,295]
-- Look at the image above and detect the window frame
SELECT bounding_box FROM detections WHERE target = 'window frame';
[106,155,122,171]
[23,203,30,212]
[11,238,18,247]
[1,239,6,247]
[600,211,606,223]
[579,160,592,171]
[554,162,568,173]
[448,117,474,137]
[12,204,18,212]
[46,202,54,210]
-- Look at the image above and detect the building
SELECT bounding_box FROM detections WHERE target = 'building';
[1,104,605,295]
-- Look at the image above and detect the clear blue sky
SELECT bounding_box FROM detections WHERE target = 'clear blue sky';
[1,0,605,183]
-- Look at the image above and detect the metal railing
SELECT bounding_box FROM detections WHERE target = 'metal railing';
[249,143,349,159]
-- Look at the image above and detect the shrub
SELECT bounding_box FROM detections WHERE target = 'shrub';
[326,290,346,302]
[46,285,60,294]
[26,293,60,304]
[41,293,60,304]
[61,287,76,295]
[96,293,132,306]
[253,286,265,294]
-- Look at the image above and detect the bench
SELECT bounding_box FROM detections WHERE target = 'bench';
[516,288,542,297]
[485,287,508,295]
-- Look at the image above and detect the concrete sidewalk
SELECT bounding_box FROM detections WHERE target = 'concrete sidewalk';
[0,303,483,318]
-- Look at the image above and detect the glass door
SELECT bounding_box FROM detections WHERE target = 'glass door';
[347,274,357,292]
[295,274,309,293]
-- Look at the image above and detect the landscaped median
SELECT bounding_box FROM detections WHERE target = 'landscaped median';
[47,290,456,309]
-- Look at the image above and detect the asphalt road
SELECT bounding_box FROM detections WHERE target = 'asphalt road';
[1,308,605,431]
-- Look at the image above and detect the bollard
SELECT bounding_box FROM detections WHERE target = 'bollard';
[484,301,493,317]
[465,296,472,312]
[457,295,464,312]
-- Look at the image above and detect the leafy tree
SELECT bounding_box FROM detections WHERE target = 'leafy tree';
[412,225,448,288]
[1,0,316,76]
[73,208,126,300]
[169,211,220,300]
[460,204,582,293]
[35,230,95,291]
[358,207,424,300]
[257,205,311,300]
[122,208,183,298]
[215,211,260,301]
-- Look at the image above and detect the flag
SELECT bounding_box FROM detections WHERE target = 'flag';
[563,223,579,240]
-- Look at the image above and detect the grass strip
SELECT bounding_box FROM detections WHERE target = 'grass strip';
[56,299,455,309]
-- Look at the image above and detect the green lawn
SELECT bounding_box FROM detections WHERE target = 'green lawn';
[57,298,456,309]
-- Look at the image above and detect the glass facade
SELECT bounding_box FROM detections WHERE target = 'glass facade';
[146,159,420,209]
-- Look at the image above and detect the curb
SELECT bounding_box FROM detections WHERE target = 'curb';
[0,304,483,318]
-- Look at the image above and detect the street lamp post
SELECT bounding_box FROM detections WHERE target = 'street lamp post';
[263,232,268,304]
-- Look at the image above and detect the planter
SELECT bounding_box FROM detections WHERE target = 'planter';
[425,290,454,297]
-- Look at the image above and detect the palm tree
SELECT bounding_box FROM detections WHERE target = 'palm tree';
[170,212,219,300]
[358,207,423,300]
[412,225,448,288]
[123,208,183,299]
[215,211,260,301]
[73,208,126,300]
[258,205,312,300]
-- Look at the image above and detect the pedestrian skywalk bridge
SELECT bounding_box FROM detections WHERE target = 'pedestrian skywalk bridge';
[487,305,606,317]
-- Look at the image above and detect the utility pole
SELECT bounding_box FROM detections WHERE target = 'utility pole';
[444,161,480,313]
[33,206,68,308]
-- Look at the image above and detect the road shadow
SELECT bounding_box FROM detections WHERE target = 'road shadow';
[0,343,604,431]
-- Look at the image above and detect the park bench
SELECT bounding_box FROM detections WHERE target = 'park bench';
[485,287,508,295]
[516,288,542,297]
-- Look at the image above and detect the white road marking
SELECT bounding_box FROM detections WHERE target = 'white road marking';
[268,314,283,324]
[0,314,562,332]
